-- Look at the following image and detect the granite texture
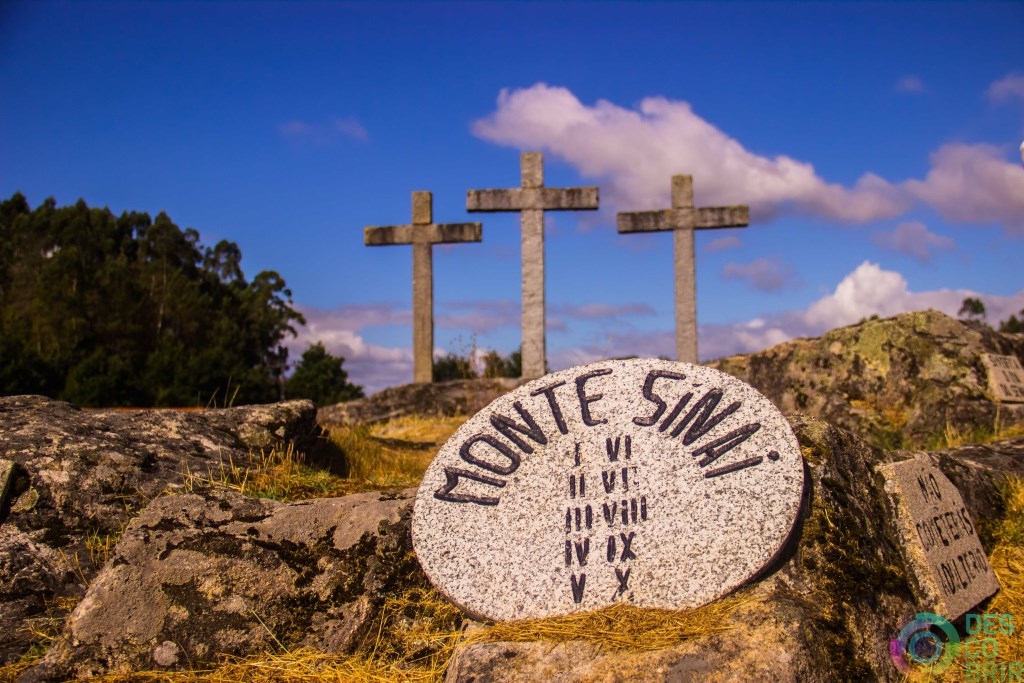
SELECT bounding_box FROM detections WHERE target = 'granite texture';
[878,455,1000,620]
[412,359,804,621]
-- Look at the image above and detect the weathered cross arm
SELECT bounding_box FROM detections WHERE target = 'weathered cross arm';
[617,206,749,233]
[467,188,599,212]
[364,223,482,246]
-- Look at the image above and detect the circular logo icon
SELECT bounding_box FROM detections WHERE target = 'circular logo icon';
[889,612,961,673]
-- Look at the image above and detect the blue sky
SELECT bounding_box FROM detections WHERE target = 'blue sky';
[2,1,1023,393]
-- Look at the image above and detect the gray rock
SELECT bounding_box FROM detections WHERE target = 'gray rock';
[0,395,332,664]
[22,488,422,681]
[709,310,1024,448]
[318,377,526,426]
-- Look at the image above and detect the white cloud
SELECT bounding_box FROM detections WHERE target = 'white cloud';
[988,73,1024,104]
[895,76,926,94]
[722,258,798,292]
[473,85,1024,233]
[705,235,742,252]
[279,116,369,144]
[801,261,1024,330]
[871,221,955,263]
[472,84,910,224]
[904,143,1024,232]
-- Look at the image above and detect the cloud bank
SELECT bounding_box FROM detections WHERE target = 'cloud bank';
[472,84,1024,232]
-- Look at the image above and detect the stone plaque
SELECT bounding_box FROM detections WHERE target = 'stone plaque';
[412,359,805,621]
[0,458,13,511]
[878,456,1000,620]
[981,353,1024,403]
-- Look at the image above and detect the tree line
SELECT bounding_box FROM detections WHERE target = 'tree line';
[0,193,362,407]
[958,297,1024,333]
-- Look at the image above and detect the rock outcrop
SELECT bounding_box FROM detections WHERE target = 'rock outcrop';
[23,488,420,681]
[10,408,1020,681]
[0,396,338,665]
[318,377,526,427]
[710,310,1024,448]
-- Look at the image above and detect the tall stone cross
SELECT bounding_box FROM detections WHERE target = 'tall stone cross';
[467,152,599,379]
[365,191,482,384]
[617,175,749,364]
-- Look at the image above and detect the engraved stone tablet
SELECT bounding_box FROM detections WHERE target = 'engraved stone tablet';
[878,456,1000,620]
[0,459,13,510]
[411,359,805,621]
[981,353,1024,403]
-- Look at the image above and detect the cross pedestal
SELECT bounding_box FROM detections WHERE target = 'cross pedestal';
[365,192,482,384]
[467,152,599,379]
[617,175,749,364]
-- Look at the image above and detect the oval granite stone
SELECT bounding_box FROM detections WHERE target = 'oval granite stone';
[412,359,805,621]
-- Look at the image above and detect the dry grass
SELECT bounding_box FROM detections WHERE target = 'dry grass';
[464,591,750,653]
[50,588,748,683]
[328,415,467,492]
[180,444,359,501]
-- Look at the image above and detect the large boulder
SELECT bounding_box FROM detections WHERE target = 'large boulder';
[0,396,332,664]
[444,417,1020,683]
[710,310,1024,448]
[318,377,526,426]
[22,488,421,681]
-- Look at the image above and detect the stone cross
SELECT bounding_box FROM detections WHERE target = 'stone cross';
[467,152,599,379]
[617,175,749,364]
[365,192,482,384]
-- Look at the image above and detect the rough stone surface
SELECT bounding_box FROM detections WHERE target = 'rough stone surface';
[3,384,1021,681]
[364,191,482,384]
[927,436,1024,521]
[878,456,1000,620]
[617,175,749,364]
[318,377,526,427]
[22,488,421,681]
[710,310,1024,447]
[0,395,331,664]
[413,359,804,621]
[467,152,599,379]
[982,353,1024,402]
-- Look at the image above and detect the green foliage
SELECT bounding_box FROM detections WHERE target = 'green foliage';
[432,352,477,381]
[432,346,522,382]
[480,346,522,378]
[958,296,987,322]
[0,193,305,406]
[999,310,1024,334]
[286,342,364,406]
